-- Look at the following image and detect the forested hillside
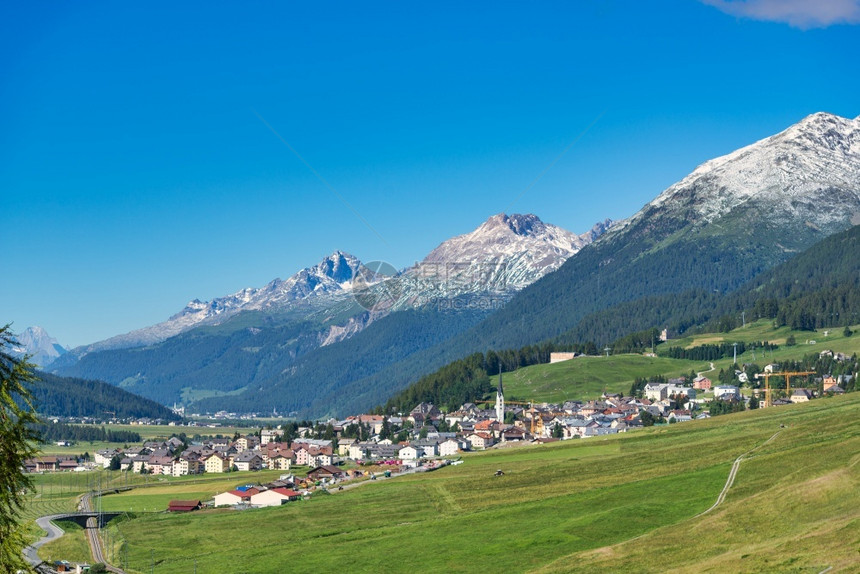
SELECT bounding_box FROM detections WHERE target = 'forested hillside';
[31,372,180,420]
[192,306,490,417]
[55,310,326,405]
[556,223,860,345]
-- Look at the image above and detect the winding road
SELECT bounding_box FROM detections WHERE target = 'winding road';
[23,515,67,567]
[24,491,125,573]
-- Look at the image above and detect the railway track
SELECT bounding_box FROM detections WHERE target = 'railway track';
[80,492,125,574]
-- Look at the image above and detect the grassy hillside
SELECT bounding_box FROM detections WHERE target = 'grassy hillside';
[667,319,860,357]
[501,320,859,404]
[97,470,295,513]
[662,319,860,381]
[503,355,710,403]
[101,393,859,573]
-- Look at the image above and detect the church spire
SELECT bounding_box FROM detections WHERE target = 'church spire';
[495,365,505,422]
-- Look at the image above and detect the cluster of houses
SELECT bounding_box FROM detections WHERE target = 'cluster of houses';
[31,376,718,477]
[769,371,851,405]
[89,434,339,477]
[212,482,302,508]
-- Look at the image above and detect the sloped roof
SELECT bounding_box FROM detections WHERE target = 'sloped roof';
[168,500,202,511]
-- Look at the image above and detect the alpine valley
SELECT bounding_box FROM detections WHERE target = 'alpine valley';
[51,112,860,418]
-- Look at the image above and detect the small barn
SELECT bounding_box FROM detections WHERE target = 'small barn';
[167,499,203,512]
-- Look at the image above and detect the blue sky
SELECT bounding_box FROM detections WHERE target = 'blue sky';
[2,1,859,347]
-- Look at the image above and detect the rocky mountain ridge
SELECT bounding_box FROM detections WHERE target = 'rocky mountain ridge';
[65,215,606,358]
[9,326,68,368]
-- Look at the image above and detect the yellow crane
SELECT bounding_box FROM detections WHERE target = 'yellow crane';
[754,371,815,407]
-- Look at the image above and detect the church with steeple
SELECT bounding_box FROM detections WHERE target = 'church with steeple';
[494,368,505,422]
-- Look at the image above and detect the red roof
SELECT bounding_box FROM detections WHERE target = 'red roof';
[168,500,202,511]
[271,488,300,497]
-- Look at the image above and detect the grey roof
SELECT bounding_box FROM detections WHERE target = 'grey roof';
[234,451,262,462]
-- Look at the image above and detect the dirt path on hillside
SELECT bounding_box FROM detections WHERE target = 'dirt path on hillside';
[697,362,716,378]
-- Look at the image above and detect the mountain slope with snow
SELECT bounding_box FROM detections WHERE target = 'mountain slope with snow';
[54,213,608,411]
[418,213,612,293]
[10,326,68,368]
[66,216,607,358]
[448,111,860,352]
[618,112,860,238]
[65,251,363,357]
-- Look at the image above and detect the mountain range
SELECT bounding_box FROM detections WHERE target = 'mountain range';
[49,111,860,417]
[51,212,611,413]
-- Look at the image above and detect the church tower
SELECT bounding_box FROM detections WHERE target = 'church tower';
[495,367,505,422]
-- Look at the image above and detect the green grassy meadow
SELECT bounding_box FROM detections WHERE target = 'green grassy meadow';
[660,320,860,393]
[97,470,289,512]
[500,320,859,405]
[38,520,92,565]
[102,393,859,573]
[503,354,711,403]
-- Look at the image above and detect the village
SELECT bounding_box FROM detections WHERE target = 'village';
[24,349,854,516]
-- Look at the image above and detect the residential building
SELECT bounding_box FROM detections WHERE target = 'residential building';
[250,488,301,507]
[644,383,667,401]
[398,445,422,460]
[439,438,466,456]
[714,385,740,401]
[269,454,292,471]
[260,429,284,445]
[693,376,712,390]
[203,453,229,473]
[466,433,494,449]
[232,451,263,472]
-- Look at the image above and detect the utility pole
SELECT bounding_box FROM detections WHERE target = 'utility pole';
[733,342,738,365]
[742,311,745,328]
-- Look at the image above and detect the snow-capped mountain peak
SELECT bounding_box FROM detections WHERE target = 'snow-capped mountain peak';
[70,252,364,356]
[416,213,613,295]
[424,213,611,267]
[621,111,860,232]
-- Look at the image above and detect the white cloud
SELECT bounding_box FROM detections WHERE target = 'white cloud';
[703,0,860,29]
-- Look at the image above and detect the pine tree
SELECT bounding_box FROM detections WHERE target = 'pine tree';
[1,325,40,572]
